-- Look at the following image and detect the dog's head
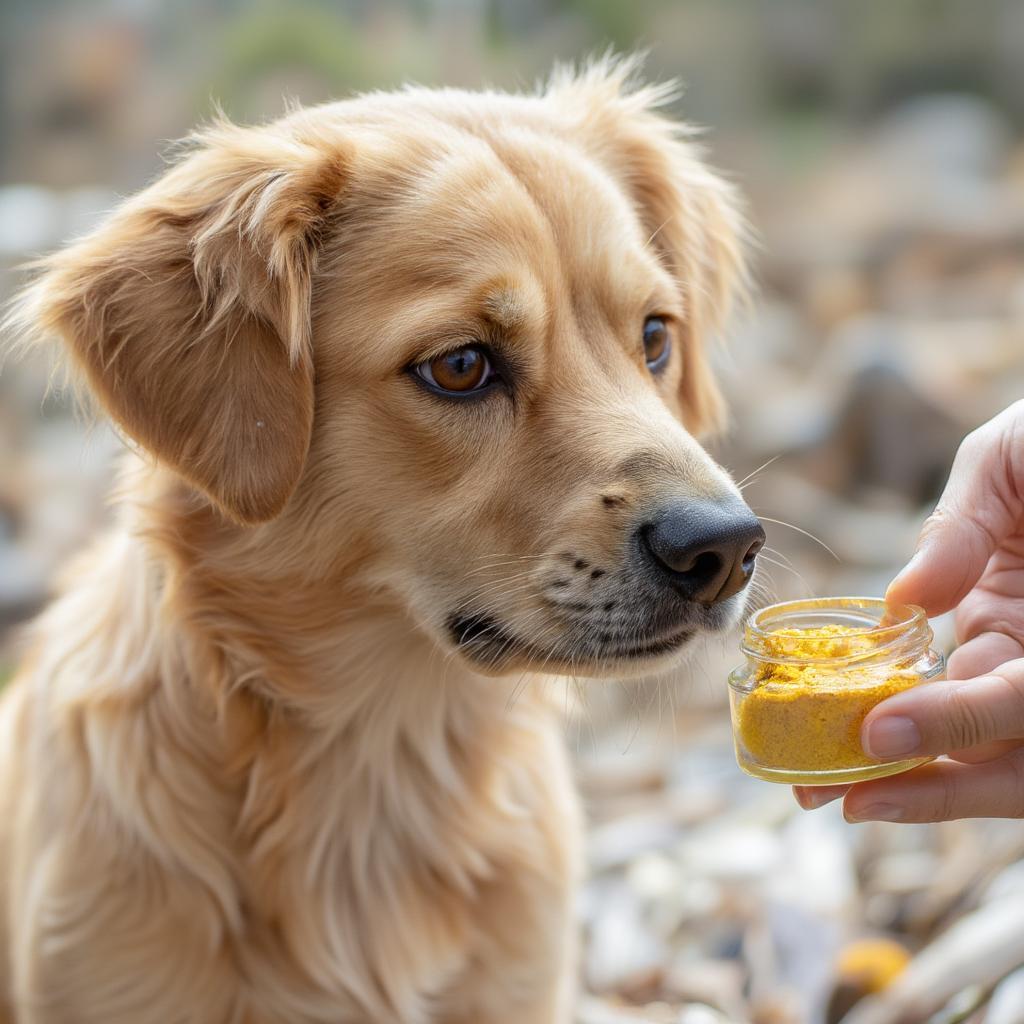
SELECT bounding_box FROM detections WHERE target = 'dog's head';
[14,58,763,678]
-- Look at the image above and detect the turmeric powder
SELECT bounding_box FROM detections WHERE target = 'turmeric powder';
[729,617,940,785]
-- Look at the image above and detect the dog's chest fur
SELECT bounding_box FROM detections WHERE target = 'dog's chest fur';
[0,526,580,1024]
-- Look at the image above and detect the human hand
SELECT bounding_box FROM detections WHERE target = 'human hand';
[795,400,1024,821]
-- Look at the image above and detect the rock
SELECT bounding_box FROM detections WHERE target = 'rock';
[585,882,668,995]
[627,852,684,903]
[987,967,1024,1024]
[588,813,682,875]
[924,985,988,1024]
[578,751,669,800]
[866,852,940,897]
[768,807,857,917]
[841,896,1024,1024]
[678,825,785,884]
[676,1005,733,1024]
[982,858,1024,904]
[663,959,750,1022]
[576,996,663,1023]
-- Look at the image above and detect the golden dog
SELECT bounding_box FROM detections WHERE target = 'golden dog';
[0,57,763,1023]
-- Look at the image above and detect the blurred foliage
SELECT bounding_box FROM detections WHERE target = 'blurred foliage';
[4,0,1024,188]
[214,6,368,92]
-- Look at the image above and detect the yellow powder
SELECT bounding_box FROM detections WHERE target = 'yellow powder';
[737,625,920,772]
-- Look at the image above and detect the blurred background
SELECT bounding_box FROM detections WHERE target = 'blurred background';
[2,2,1024,1023]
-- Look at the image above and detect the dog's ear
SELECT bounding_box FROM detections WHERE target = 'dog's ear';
[13,117,348,524]
[549,56,748,436]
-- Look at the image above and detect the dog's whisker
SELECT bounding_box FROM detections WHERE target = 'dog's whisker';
[464,605,554,678]
[462,559,548,579]
[762,544,801,571]
[760,546,812,593]
[746,571,778,611]
[457,575,542,606]
[500,623,567,709]
[467,551,551,564]
[455,568,562,607]
[665,656,679,745]
[459,564,545,588]
[735,453,782,492]
[504,673,534,713]
[621,679,646,754]
[758,552,809,590]
[463,553,551,573]
[754,513,841,561]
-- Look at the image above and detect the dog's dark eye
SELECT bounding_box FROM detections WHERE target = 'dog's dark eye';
[414,346,495,395]
[643,316,671,372]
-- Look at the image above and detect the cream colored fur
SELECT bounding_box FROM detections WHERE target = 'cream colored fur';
[0,57,748,1023]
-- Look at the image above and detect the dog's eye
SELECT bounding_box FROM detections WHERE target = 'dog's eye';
[414,346,495,395]
[643,316,671,372]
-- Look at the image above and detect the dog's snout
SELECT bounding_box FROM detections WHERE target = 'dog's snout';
[638,500,765,604]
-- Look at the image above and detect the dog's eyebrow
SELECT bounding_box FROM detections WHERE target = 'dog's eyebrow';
[476,278,542,334]
[480,290,525,331]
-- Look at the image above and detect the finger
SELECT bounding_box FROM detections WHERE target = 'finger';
[954,572,1024,648]
[947,632,1024,680]
[943,634,1024,762]
[885,405,1024,617]
[949,740,1022,764]
[862,657,1024,760]
[843,753,1024,822]
[793,784,850,810]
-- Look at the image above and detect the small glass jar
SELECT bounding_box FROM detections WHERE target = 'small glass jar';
[728,597,945,786]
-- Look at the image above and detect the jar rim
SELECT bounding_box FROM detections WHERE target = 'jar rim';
[739,596,932,668]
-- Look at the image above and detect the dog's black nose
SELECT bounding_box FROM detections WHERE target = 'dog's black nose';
[638,500,765,604]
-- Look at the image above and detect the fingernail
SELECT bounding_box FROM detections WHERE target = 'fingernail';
[794,787,843,810]
[863,716,921,759]
[845,803,903,823]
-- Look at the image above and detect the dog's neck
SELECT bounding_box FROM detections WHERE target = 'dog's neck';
[47,460,549,813]
[35,456,558,862]
[118,463,527,732]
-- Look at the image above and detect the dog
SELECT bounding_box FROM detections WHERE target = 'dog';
[0,56,763,1023]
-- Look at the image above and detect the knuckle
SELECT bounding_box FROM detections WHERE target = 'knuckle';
[935,772,960,823]
[953,606,997,647]
[997,663,1024,731]
[946,644,975,679]
[1000,660,1024,695]
[918,506,950,543]
[939,684,995,751]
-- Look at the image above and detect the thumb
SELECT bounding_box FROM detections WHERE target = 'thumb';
[886,407,1023,617]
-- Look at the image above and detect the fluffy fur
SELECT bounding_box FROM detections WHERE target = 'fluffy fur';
[0,57,751,1023]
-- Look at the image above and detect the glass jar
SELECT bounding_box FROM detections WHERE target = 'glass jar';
[728,597,945,786]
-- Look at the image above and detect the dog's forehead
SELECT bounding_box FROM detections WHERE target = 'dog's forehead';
[358,120,669,307]
[315,112,685,382]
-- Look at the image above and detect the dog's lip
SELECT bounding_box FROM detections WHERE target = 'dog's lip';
[593,626,692,659]
[448,611,519,651]
[447,610,692,666]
